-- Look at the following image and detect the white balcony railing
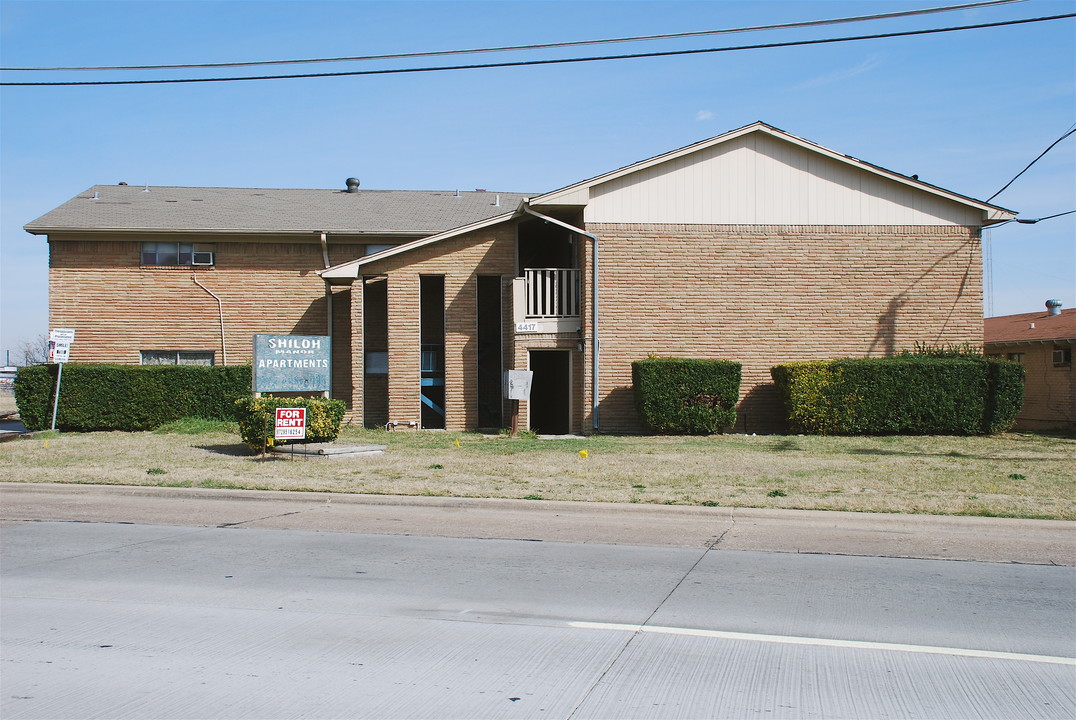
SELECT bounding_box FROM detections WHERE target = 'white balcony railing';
[525,268,580,318]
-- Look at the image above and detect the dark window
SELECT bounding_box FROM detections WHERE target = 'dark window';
[1053,346,1072,367]
[142,242,215,266]
[140,351,214,366]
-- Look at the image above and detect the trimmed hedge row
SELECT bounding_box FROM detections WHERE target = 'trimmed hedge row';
[234,396,346,454]
[770,357,1024,435]
[632,358,742,434]
[14,364,252,431]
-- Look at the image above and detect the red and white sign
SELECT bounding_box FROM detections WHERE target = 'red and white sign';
[274,407,307,440]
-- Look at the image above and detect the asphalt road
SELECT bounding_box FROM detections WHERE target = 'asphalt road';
[2,484,1074,719]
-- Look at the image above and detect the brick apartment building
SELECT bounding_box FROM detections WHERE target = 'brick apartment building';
[26,122,1015,433]
[985,303,1075,431]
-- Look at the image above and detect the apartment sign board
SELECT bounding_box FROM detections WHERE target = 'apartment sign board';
[253,335,331,393]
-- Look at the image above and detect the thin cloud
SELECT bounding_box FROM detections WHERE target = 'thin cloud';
[797,54,883,88]
[695,110,714,121]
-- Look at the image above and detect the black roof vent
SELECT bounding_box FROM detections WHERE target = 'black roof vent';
[345,178,360,193]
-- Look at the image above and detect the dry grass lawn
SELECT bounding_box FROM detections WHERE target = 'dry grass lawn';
[2,420,1073,520]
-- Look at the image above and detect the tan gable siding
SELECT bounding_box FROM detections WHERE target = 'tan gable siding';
[584,133,983,227]
[580,223,983,433]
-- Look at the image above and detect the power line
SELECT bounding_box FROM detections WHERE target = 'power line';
[985,210,1076,229]
[3,12,1072,88]
[987,127,1076,202]
[0,0,1023,72]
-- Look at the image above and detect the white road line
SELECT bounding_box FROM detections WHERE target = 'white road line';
[568,621,1076,666]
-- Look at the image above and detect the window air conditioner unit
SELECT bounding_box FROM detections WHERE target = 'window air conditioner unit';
[192,251,214,266]
[1052,347,1071,365]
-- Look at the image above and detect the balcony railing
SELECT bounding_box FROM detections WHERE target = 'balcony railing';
[525,268,580,318]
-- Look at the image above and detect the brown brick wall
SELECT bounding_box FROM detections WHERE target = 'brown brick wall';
[49,222,986,436]
[47,234,364,389]
[363,225,518,430]
[989,344,1075,430]
[581,223,984,433]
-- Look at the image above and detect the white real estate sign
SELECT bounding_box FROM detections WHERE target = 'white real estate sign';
[504,370,533,400]
[49,328,75,364]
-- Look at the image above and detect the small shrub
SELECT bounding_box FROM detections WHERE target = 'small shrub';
[633,358,741,434]
[233,395,346,454]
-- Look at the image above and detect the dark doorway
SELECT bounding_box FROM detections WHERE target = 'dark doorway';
[517,217,576,275]
[420,275,445,429]
[476,276,502,429]
[529,350,570,434]
[362,276,388,429]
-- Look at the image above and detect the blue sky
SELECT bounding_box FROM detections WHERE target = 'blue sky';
[1,0,1073,362]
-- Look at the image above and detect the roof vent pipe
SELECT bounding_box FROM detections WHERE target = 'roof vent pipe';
[345,178,360,193]
[1046,299,1063,316]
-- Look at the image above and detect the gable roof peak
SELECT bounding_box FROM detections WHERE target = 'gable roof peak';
[530,121,1014,222]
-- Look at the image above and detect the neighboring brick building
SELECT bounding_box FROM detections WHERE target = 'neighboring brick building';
[985,303,1075,432]
[27,122,1015,433]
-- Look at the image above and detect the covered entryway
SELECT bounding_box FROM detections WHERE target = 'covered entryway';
[528,350,571,434]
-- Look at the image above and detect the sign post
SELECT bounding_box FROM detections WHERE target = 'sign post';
[49,328,75,431]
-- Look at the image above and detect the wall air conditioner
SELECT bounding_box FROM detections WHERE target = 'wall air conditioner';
[192,251,214,266]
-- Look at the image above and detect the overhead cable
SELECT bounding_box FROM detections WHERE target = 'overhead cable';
[2,12,1072,87]
[0,0,1023,72]
[988,127,1076,202]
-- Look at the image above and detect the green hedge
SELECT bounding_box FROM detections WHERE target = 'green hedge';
[770,357,1024,435]
[14,364,252,431]
[234,395,346,454]
[632,358,742,434]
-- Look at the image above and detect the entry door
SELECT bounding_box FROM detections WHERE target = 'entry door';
[528,350,571,434]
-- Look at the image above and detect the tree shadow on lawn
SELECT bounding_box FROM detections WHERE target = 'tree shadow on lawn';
[847,448,1059,461]
[195,443,257,458]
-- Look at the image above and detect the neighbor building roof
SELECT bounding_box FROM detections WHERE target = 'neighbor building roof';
[24,185,532,237]
[984,307,1076,345]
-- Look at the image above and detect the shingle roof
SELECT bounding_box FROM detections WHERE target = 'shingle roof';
[24,185,532,236]
[984,308,1076,344]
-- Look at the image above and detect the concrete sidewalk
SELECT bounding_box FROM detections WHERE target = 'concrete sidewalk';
[2,481,1073,565]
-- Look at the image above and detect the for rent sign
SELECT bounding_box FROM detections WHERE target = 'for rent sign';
[274,408,307,440]
[253,335,331,393]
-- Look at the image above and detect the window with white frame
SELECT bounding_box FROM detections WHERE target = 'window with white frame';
[141,242,215,266]
[141,351,215,366]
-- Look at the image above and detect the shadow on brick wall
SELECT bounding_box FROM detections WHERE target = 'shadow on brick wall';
[734,383,788,435]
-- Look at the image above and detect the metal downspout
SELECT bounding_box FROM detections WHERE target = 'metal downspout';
[319,232,332,398]
[319,232,333,337]
[192,272,227,365]
[522,204,600,431]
